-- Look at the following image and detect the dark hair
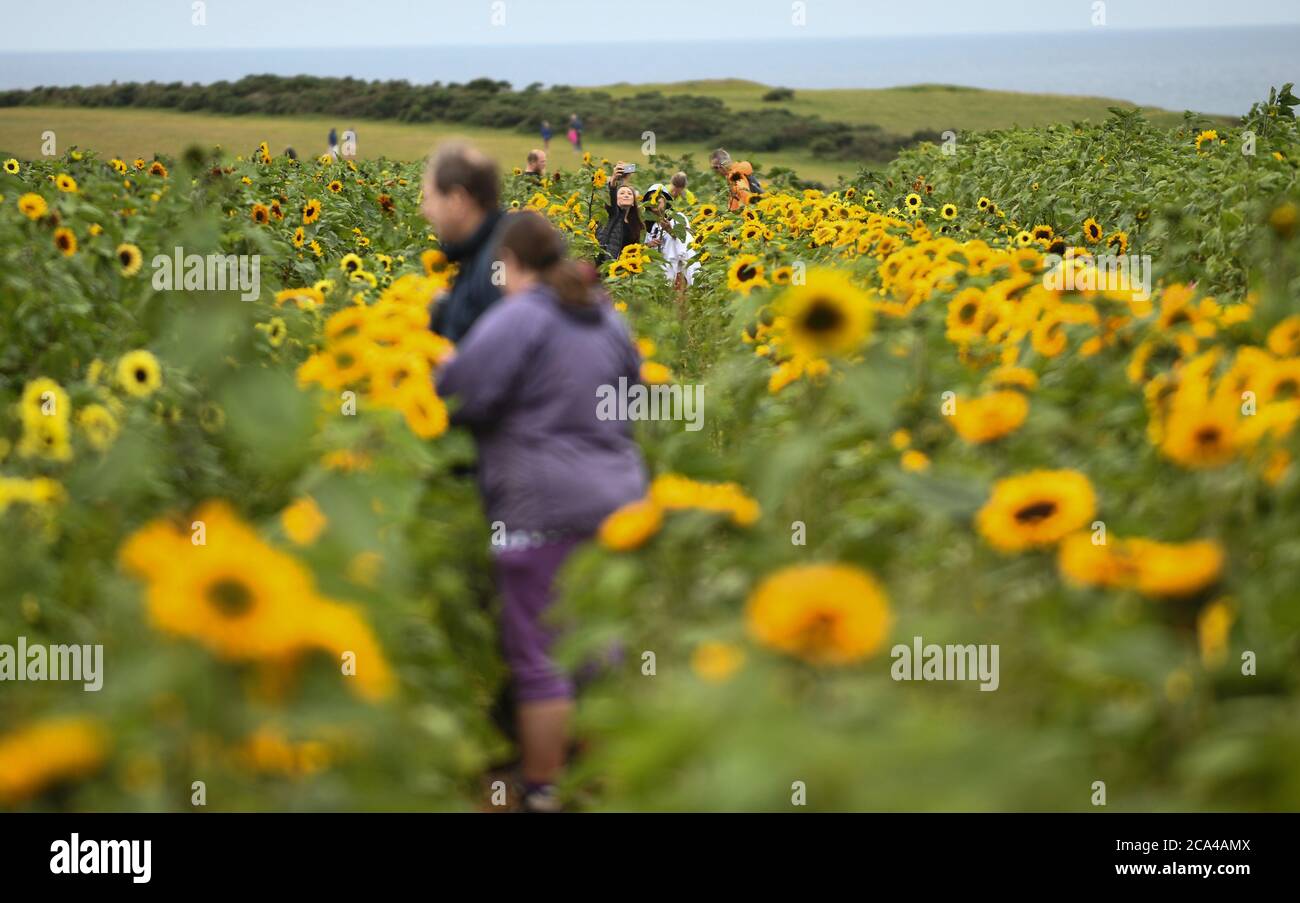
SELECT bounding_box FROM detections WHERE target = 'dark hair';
[497,211,596,307]
[615,183,644,241]
[427,141,499,210]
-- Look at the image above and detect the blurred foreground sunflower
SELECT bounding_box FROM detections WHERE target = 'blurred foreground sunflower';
[746,563,892,666]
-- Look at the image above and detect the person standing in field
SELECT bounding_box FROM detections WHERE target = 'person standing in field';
[436,211,647,813]
[540,119,553,150]
[709,148,760,212]
[523,148,547,182]
[598,162,644,262]
[642,183,699,290]
[327,127,339,161]
[669,171,696,206]
[421,142,506,342]
[567,113,583,153]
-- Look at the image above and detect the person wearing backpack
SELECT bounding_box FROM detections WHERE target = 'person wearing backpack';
[709,148,762,212]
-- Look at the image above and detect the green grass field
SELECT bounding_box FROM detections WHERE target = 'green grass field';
[0,82,1216,184]
[0,106,859,184]
[591,79,1203,132]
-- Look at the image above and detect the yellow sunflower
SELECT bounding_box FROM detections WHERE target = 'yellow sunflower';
[302,198,322,224]
[597,498,664,551]
[1128,538,1225,598]
[1082,217,1103,244]
[120,501,329,660]
[726,254,768,295]
[976,469,1097,553]
[0,718,107,807]
[116,349,163,398]
[746,563,892,665]
[115,243,143,276]
[18,416,73,462]
[53,227,77,257]
[772,268,872,358]
[950,391,1029,444]
[691,641,745,683]
[56,173,78,193]
[18,193,47,220]
[1159,398,1239,469]
[1265,316,1300,357]
[257,317,288,348]
[77,404,120,452]
[281,496,328,546]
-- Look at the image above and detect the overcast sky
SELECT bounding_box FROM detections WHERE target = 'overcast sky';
[4,0,1298,52]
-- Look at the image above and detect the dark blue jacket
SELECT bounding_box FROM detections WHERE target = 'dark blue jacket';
[430,209,505,343]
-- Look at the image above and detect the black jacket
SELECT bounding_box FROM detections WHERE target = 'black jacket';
[430,209,505,343]
[598,183,643,262]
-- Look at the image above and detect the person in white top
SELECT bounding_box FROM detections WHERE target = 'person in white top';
[641,183,700,290]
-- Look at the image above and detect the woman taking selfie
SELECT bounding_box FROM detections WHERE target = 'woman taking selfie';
[597,161,644,262]
[436,211,647,812]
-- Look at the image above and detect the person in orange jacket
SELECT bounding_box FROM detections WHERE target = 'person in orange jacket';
[709,148,758,211]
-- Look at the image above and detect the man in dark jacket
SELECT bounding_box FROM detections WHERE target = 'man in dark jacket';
[422,142,506,342]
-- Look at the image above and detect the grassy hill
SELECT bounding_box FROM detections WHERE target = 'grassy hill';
[590,79,1204,133]
[0,82,1216,184]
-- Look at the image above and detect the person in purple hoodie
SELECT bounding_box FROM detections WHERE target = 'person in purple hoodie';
[437,210,646,812]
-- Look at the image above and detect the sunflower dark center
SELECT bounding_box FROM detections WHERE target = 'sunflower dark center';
[206,578,254,617]
[1195,426,1222,446]
[134,367,148,383]
[737,264,756,282]
[1014,501,1058,524]
[799,611,839,649]
[803,299,845,334]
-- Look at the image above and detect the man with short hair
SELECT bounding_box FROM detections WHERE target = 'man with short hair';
[422,142,506,342]
[524,148,547,181]
[709,148,757,212]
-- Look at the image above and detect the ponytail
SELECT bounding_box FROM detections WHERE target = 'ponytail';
[541,258,597,308]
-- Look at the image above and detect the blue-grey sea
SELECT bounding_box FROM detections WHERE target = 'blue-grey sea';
[1,26,1296,116]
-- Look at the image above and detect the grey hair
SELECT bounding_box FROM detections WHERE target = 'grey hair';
[709,148,732,167]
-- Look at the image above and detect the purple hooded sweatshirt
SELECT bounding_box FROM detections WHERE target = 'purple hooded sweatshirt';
[436,283,647,535]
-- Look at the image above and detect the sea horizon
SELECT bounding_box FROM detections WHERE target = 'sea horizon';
[2,25,1297,116]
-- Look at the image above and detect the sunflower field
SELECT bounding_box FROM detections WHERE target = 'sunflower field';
[2,86,1300,811]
